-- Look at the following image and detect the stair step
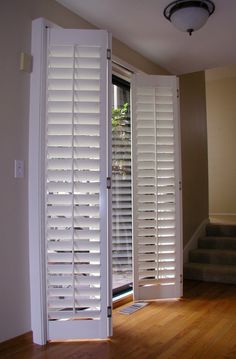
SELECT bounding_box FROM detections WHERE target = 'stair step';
[206,223,236,237]
[199,236,236,250]
[189,248,236,265]
[184,262,236,284]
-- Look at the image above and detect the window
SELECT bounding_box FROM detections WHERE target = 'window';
[112,75,132,296]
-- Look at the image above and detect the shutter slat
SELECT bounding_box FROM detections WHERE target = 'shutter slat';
[48,264,100,275]
[48,298,101,308]
[48,274,101,286]
[48,287,101,297]
[48,252,100,263]
[48,239,100,251]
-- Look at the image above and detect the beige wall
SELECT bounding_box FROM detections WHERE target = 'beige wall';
[0,0,168,343]
[206,66,236,217]
[29,0,168,75]
[180,72,209,247]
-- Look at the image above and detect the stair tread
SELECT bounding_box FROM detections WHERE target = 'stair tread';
[206,223,236,237]
[189,248,236,265]
[198,236,236,250]
[184,262,236,284]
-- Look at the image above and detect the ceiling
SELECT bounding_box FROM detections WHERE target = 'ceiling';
[56,0,236,75]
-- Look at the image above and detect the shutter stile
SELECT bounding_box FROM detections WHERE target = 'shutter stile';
[45,30,110,339]
[133,75,182,300]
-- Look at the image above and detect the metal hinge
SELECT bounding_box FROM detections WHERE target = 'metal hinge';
[106,177,112,189]
[179,181,182,191]
[107,306,112,318]
[177,88,180,98]
[107,49,111,60]
[180,274,183,284]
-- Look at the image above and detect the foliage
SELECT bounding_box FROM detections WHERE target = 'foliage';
[112,102,130,176]
[112,102,129,130]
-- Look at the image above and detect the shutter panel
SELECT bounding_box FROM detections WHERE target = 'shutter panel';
[46,29,111,340]
[132,74,182,301]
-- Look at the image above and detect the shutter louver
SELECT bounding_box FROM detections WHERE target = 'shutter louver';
[132,75,182,300]
[45,29,111,340]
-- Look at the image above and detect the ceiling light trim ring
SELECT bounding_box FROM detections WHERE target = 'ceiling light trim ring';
[164,0,215,21]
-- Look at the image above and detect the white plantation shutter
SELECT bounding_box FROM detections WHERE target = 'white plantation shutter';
[46,28,111,340]
[132,74,182,301]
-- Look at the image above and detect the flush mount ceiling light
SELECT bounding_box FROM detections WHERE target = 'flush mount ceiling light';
[163,0,215,36]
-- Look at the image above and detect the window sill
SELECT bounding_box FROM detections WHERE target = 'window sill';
[112,291,133,309]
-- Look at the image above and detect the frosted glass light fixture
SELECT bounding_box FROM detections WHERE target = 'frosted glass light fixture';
[164,0,215,36]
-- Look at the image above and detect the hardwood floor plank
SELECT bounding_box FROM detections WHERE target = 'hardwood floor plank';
[2,280,236,358]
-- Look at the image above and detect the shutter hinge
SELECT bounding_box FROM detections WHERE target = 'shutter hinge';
[177,88,180,98]
[107,48,111,60]
[179,181,182,191]
[106,176,112,189]
[107,306,112,318]
[180,274,183,284]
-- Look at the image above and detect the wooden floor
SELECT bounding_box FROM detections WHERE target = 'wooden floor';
[2,280,236,358]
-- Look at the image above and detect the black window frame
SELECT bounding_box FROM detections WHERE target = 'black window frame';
[112,74,133,298]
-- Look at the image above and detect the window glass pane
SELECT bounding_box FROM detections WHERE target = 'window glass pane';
[112,76,132,293]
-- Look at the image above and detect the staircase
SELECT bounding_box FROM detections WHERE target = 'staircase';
[184,223,236,284]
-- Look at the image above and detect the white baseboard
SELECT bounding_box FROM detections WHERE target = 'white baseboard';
[183,218,209,264]
[210,213,236,216]
[209,213,236,225]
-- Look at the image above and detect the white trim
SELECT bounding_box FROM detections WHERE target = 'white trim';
[209,213,236,225]
[28,18,49,345]
[183,218,209,264]
[210,213,236,216]
[112,64,132,83]
[112,55,144,75]
[29,17,62,345]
